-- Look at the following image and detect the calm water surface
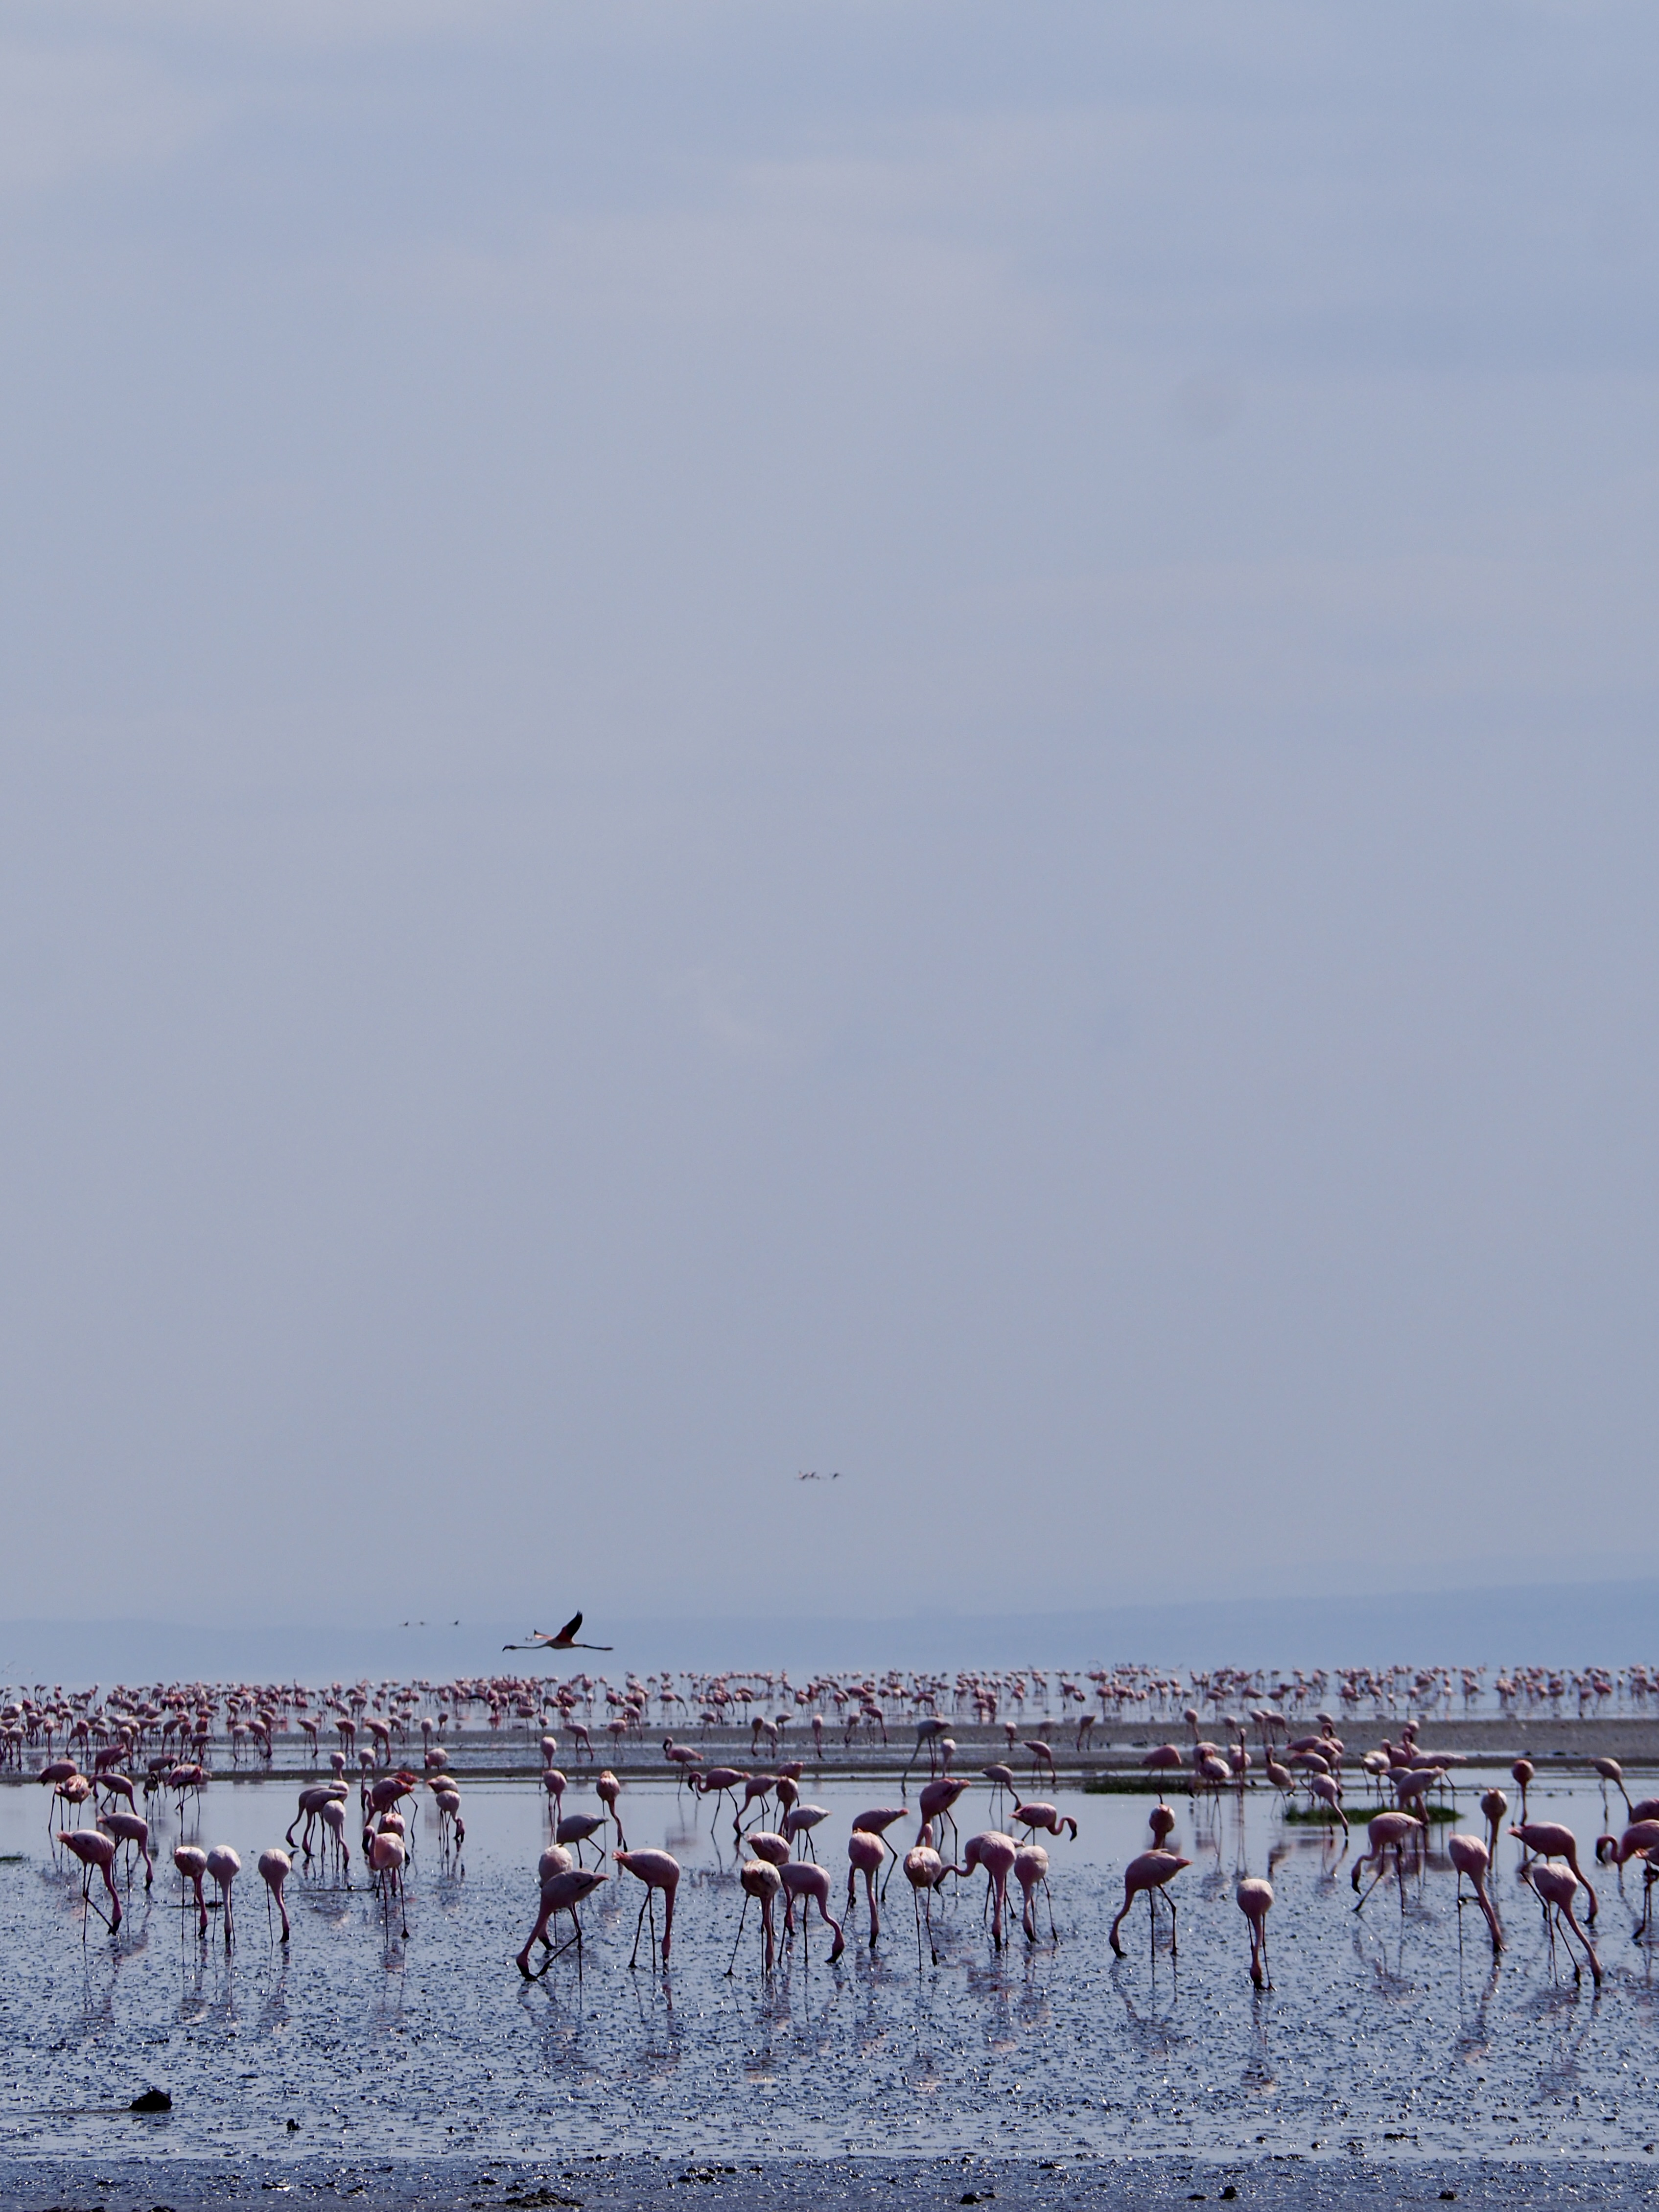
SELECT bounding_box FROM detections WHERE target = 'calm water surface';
[0,1770,1654,2171]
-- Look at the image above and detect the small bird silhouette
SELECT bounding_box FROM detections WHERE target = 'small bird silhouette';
[503,1610,613,1653]
[796,1471,843,1482]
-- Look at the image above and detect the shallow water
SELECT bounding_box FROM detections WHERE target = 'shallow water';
[1,1770,1655,2175]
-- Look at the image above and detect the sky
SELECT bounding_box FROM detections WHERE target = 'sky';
[2,1,1658,1636]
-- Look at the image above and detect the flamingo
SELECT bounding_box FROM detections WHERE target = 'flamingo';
[727,1858,782,1977]
[174,1843,209,1935]
[1522,1859,1602,1987]
[205,1845,240,1950]
[1109,1849,1190,1959]
[517,1866,608,1976]
[846,1830,884,1946]
[953,1831,1018,1949]
[502,1612,613,1652]
[596,1770,628,1850]
[1014,1843,1054,1943]
[1011,1801,1077,1843]
[1236,1876,1273,1987]
[613,1848,678,1969]
[904,1821,948,1964]
[1510,1823,1597,1921]
[1447,1834,1502,1955]
[258,1849,292,1944]
[1351,1813,1423,1915]
[99,1811,153,1889]
[62,1828,121,1932]
[778,1861,844,1960]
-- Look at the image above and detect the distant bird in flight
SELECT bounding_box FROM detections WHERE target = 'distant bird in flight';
[502,1611,613,1652]
[797,1471,842,1482]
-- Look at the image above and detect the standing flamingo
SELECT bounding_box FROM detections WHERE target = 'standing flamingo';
[613,1848,678,1969]
[1510,1823,1597,1921]
[1014,1843,1054,1943]
[903,1821,947,1965]
[1236,1876,1273,1987]
[1447,1834,1503,1955]
[846,1830,884,1946]
[516,1866,608,1977]
[727,1858,782,1977]
[258,1849,293,1944]
[205,1845,240,1950]
[1522,1859,1602,1987]
[174,1843,208,1935]
[953,1831,1018,1949]
[1011,1801,1077,1843]
[62,1829,121,1933]
[778,1861,844,1960]
[1109,1849,1190,1959]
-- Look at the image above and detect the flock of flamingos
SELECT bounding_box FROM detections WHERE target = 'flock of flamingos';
[18,1662,1659,1995]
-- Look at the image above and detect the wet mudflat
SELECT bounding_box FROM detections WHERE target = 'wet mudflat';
[0,1772,1655,2203]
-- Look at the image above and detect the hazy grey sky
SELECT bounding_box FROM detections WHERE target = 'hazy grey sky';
[3,1,1657,1632]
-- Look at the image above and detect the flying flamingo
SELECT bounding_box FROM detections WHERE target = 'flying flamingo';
[502,1612,613,1652]
[1447,1834,1503,1955]
[613,1848,678,1969]
[846,1830,884,1946]
[62,1828,122,1933]
[727,1858,782,1977]
[258,1849,292,1944]
[779,1861,844,1960]
[517,1866,608,1977]
[1236,1876,1273,1987]
[1109,1849,1190,1959]
[205,1845,240,1950]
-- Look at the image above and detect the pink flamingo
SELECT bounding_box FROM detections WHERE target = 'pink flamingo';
[1522,1859,1602,1987]
[556,1813,607,1866]
[953,1831,1018,1949]
[746,1829,790,1868]
[1479,1787,1507,1858]
[99,1811,152,1889]
[596,1770,628,1850]
[1351,1812,1424,1914]
[538,1843,574,1882]
[541,1770,567,1826]
[613,1848,678,1969]
[916,1777,968,1857]
[1447,1834,1503,1954]
[1023,1739,1057,1789]
[851,1805,908,1895]
[174,1843,208,1934]
[368,1829,407,1937]
[62,1828,122,1932]
[1012,1800,1077,1843]
[1110,1849,1190,1959]
[1511,1758,1534,1822]
[1595,1823,1659,1939]
[1309,1773,1349,1834]
[779,1860,844,1960]
[205,1845,240,1949]
[904,1821,948,1963]
[783,1804,830,1859]
[258,1849,292,1943]
[1014,1843,1054,1943]
[1141,1745,1185,1799]
[517,1866,608,1976]
[1148,1804,1177,1848]
[1510,1823,1597,1921]
[728,1858,782,1976]
[1236,1876,1273,1987]
[846,1830,884,1946]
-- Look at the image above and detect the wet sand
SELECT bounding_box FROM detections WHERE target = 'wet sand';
[3,2149,1658,2211]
